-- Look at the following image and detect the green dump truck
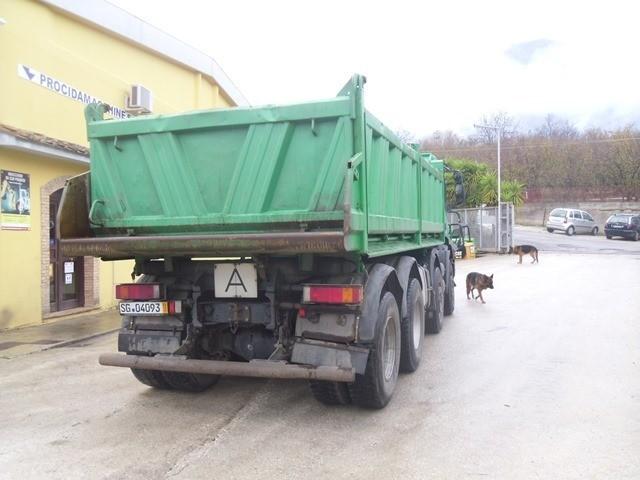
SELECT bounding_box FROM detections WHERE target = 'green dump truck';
[58,75,456,408]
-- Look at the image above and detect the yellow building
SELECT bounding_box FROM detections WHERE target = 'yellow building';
[0,0,246,329]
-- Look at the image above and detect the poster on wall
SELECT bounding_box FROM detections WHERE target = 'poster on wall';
[1,170,31,230]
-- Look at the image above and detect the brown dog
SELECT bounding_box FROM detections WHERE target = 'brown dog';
[510,245,539,264]
[466,272,494,304]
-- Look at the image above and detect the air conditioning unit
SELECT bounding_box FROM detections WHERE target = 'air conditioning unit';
[126,85,153,114]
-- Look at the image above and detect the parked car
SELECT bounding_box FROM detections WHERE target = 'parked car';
[546,208,598,236]
[604,213,640,241]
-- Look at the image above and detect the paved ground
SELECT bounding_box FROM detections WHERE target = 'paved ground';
[1,253,639,479]
[514,225,640,255]
[0,309,120,359]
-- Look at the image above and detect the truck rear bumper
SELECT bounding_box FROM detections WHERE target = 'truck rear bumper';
[99,352,355,382]
[61,231,346,259]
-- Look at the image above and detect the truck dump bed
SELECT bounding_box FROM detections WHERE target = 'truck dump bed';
[59,75,445,259]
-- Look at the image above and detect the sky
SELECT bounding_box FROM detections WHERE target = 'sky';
[108,0,640,138]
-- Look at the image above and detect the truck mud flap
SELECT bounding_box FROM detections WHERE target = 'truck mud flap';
[99,353,355,382]
[291,339,369,375]
[118,331,182,355]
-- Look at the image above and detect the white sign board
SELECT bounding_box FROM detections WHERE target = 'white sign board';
[17,64,130,119]
[64,261,74,274]
[214,263,257,298]
[64,273,73,285]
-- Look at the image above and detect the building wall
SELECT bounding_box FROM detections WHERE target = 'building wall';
[0,0,239,329]
[0,0,233,145]
[0,149,85,329]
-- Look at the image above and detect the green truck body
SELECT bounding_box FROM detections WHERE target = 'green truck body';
[59,76,456,409]
[60,75,445,259]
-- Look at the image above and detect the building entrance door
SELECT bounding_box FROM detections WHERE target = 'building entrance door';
[49,189,83,312]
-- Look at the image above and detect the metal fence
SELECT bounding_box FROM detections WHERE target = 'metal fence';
[449,203,514,253]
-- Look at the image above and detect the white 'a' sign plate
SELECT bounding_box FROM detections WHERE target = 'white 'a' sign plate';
[214,263,258,298]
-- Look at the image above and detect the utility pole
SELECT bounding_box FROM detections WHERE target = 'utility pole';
[474,123,503,252]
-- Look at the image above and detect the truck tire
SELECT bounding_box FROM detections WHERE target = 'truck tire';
[161,371,219,392]
[131,359,219,392]
[309,381,352,405]
[399,279,424,373]
[126,274,218,393]
[348,291,401,409]
[426,267,444,334]
[131,367,173,390]
[443,260,455,316]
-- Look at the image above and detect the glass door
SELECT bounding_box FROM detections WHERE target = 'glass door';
[49,189,83,312]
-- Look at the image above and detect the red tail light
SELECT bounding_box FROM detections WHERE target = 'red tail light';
[115,283,162,300]
[302,285,363,305]
[168,300,182,314]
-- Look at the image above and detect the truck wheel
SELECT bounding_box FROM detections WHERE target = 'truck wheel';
[443,260,455,316]
[426,267,444,334]
[161,371,219,392]
[309,381,351,405]
[399,279,424,373]
[566,226,575,236]
[348,291,401,409]
[546,228,553,233]
[131,367,173,389]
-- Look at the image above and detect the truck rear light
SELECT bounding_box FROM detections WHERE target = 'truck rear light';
[115,283,162,300]
[302,285,363,305]
[168,300,182,314]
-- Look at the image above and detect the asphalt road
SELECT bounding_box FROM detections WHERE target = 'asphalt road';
[513,225,640,255]
[1,253,639,479]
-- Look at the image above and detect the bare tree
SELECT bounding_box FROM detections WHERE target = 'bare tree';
[608,126,640,200]
[418,113,640,202]
[395,129,418,145]
[474,112,519,143]
[536,114,578,139]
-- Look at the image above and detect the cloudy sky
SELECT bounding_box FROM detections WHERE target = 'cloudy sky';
[109,0,640,137]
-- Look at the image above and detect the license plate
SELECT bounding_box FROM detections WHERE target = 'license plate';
[613,225,623,229]
[214,263,258,298]
[119,302,168,315]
